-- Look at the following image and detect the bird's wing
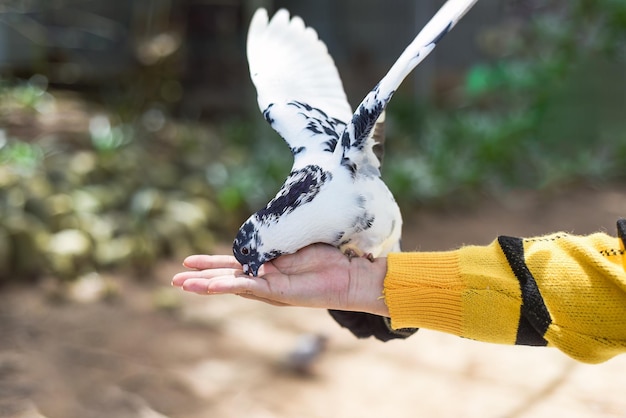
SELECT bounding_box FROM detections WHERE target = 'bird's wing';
[247,9,353,165]
[339,0,478,170]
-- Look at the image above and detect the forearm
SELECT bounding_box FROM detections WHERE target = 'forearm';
[383,244,531,342]
[383,220,626,363]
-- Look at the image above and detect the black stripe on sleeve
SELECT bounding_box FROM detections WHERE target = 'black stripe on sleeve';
[618,219,626,248]
[498,236,551,346]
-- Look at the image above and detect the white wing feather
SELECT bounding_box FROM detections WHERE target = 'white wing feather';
[340,0,478,165]
[247,9,352,123]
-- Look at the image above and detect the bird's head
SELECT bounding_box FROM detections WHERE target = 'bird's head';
[233,217,284,276]
[233,218,263,276]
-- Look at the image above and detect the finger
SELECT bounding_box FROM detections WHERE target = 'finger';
[179,278,213,294]
[182,254,241,270]
[171,268,242,287]
[205,275,269,295]
[179,275,269,297]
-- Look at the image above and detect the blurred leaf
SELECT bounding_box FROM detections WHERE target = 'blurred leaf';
[0,140,44,175]
[465,64,495,96]
[217,186,245,212]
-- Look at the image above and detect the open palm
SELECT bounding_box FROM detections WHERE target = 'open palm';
[172,244,388,315]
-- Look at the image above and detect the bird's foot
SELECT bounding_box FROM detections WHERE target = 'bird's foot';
[343,248,359,260]
[342,248,374,262]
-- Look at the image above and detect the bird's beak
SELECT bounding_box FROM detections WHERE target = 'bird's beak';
[241,263,260,276]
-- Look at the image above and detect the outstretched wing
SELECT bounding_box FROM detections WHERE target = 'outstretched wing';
[339,0,478,170]
[247,9,352,166]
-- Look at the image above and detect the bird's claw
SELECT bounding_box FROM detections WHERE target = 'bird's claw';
[343,248,359,260]
[343,248,374,262]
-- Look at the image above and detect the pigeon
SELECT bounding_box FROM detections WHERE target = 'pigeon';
[281,333,328,376]
[233,0,478,341]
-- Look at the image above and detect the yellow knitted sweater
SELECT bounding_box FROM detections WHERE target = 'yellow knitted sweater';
[383,219,626,363]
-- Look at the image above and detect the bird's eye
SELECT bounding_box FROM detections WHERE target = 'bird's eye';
[241,247,250,255]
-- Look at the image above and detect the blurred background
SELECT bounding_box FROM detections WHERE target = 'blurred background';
[1,0,625,280]
[1,0,625,417]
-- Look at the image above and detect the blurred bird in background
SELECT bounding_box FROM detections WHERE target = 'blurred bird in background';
[233,0,478,341]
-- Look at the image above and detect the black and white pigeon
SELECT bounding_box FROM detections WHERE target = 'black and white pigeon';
[233,0,477,341]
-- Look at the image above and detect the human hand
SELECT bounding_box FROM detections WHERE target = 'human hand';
[171,243,390,316]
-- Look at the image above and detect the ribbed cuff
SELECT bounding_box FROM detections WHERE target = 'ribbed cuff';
[384,251,464,335]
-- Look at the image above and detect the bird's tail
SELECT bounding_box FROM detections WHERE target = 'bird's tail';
[328,310,417,342]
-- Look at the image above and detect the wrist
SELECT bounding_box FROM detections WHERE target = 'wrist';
[348,256,390,316]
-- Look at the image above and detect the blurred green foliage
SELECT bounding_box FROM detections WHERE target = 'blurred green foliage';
[384,0,626,202]
[0,70,297,282]
[0,78,227,281]
[1,0,625,281]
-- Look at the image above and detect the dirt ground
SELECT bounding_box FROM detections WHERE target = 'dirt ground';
[1,183,625,418]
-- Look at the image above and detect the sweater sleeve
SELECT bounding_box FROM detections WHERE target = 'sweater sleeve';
[383,219,626,363]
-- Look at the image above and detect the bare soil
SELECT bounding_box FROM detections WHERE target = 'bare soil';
[1,183,625,418]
